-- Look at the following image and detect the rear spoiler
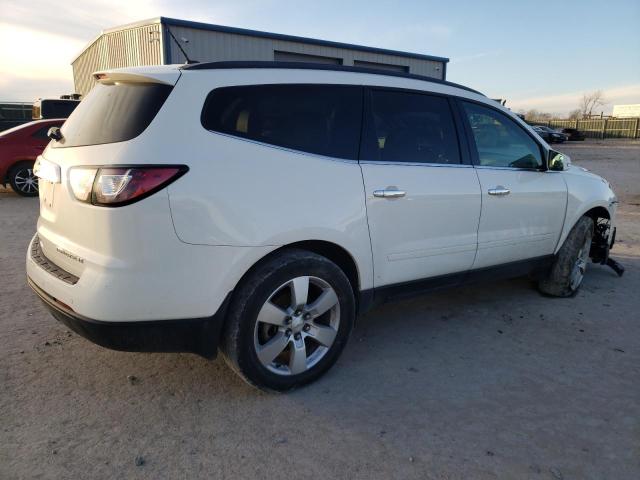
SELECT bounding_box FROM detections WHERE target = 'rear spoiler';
[93,67,180,86]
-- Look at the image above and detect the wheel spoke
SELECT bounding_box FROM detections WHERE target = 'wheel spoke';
[306,288,338,318]
[256,301,288,326]
[570,239,591,290]
[257,332,289,365]
[289,336,307,374]
[13,169,39,193]
[307,323,337,347]
[290,276,309,309]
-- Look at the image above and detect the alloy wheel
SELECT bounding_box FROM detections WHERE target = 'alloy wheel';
[569,237,591,291]
[253,276,340,376]
[13,168,39,195]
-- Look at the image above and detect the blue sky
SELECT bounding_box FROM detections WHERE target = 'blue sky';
[1,0,638,114]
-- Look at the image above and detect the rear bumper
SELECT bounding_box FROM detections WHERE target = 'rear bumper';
[25,227,263,322]
[28,277,230,358]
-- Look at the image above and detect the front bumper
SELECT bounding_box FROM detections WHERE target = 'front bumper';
[28,277,230,358]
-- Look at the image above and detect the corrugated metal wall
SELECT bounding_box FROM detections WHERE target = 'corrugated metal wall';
[164,25,444,79]
[73,21,446,95]
[72,23,163,96]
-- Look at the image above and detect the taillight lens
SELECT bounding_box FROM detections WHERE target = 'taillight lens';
[69,166,187,206]
[69,167,98,201]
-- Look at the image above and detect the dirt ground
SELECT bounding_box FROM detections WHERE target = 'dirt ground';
[1,140,639,479]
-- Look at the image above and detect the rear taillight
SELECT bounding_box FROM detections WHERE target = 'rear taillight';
[69,168,98,201]
[69,165,188,207]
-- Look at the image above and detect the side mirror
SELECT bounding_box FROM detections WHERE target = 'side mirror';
[548,150,566,171]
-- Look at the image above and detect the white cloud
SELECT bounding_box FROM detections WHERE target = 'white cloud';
[449,50,501,65]
[0,0,161,100]
[0,0,279,100]
[0,74,75,102]
[507,84,640,115]
[426,25,453,39]
[0,0,158,41]
[368,23,453,52]
[0,23,84,81]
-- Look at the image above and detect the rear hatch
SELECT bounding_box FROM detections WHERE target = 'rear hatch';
[35,68,181,277]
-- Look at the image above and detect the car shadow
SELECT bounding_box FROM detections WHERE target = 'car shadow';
[43,254,636,404]
[11,253,637,477]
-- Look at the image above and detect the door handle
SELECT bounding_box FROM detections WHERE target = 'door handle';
[488,186,510,196]
[373,188,406,199]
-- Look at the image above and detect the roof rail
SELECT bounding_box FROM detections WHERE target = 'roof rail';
[181,61,485,96]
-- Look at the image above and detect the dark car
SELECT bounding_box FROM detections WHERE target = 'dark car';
[532,125,567,143]
[32,98,80,120]
[0,102,32,131]
[561,128,586,141]
[0,119,64,196]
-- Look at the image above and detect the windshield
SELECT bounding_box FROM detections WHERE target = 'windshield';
[53,82,172,148]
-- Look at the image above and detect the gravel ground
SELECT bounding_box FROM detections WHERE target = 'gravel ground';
[1,140,639,479]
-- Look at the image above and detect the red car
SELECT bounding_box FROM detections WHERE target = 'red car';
[0,119,64,196]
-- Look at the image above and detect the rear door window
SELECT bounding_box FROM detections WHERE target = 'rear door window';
[361,89,461,164]
[200,84,363,160]
[53,83,173,148]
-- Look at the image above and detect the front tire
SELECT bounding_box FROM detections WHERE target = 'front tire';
[9,161,39,197]
[538,216,594,297]
[221,249,355,391]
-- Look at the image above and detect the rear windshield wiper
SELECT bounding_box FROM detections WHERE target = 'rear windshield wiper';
[47,127,63,142]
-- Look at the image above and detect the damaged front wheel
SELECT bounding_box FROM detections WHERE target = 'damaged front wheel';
[538,216,594,297]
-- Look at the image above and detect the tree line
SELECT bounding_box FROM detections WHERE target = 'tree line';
[519,90,607,120]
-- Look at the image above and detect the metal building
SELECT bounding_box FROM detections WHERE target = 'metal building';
[71,17,449,96]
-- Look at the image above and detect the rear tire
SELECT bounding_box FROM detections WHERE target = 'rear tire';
[8,161,39,197]
[221,249,355,391]
[538,216,594,297]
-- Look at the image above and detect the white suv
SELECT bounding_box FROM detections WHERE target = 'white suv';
[27,62,619,390]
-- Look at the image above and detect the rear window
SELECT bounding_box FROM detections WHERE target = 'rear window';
[200,84,363,160]
[53,83,172,148]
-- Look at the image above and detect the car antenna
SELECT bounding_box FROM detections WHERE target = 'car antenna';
[165,26,199,65]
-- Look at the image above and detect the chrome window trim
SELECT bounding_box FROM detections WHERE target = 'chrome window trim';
[359,160,472,168]
[473,165,545,172]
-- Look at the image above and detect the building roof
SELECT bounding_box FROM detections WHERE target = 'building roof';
[73,16,450,65]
